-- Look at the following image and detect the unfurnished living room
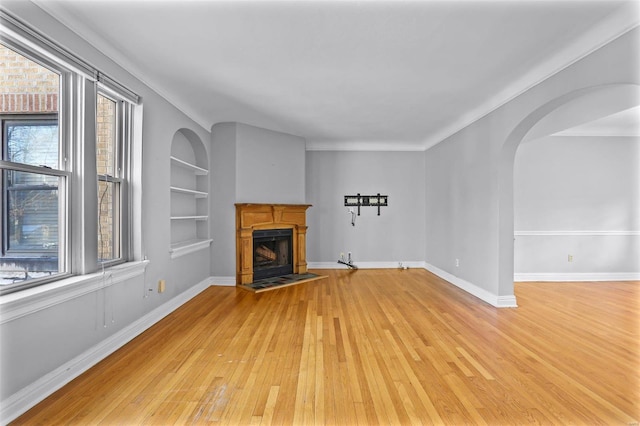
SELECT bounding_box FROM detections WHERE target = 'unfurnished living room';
[0,0,639,424]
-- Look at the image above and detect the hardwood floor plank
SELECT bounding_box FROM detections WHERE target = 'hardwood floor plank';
[381,328,444,424]
[260,385,279,426]
[11,270,639,425]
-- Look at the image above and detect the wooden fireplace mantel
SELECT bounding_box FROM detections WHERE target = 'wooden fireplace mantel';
[235,203,311,285]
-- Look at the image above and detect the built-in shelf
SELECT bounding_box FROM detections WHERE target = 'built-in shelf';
[170,131,209,257]
[170,186,208,198]
[170,156,208,175]
[170,238,213,259]
[170,215,208,221]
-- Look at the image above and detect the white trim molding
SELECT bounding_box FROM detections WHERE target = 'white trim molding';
[515,272,640,282]
[424,262,518,308]
[0,276,213,424]
[305,140,426,152]
[210,276,236,286]
[308,261,427,269]
[169,239,213,259]
[515,230,640,236]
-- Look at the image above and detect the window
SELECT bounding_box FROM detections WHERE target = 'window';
[97,92,130,264]
[0,15,140,294]
[4,119,61,254]
[1,44,66,289]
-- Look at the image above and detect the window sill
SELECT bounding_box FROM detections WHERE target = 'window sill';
[0,260,149,325]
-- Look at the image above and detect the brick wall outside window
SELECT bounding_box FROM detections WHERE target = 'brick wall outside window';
[97,95,116,260]
[0,44,59,114]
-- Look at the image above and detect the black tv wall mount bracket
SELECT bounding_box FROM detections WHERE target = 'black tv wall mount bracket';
[344,193,388,216]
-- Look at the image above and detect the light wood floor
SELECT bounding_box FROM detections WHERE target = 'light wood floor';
[13,269,639,425]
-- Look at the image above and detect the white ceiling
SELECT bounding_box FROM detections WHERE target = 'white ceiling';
[34,0,640,150]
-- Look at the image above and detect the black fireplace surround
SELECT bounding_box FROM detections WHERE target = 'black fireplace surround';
[252,228,293,280]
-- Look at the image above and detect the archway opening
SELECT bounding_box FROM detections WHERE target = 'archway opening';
[499,83,640,299]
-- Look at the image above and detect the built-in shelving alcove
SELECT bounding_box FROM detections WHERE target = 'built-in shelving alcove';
[169,128,212,258]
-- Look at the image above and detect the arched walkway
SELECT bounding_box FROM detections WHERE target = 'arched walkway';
[498,83,640,299]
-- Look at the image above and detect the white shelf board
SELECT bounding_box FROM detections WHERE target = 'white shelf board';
[170,186,208,198]
[170,238,213,259]
[170,215,208,221]
[170,156,208,175]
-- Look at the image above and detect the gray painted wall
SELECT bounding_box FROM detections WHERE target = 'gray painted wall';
[514,135,639,274]
[424,129,497,290]
[210,123,306,278]
[236,123,306,204]
[1,2,212,403]
[210,123,238,279]
[425,27,639,299]
[306,151,425,265]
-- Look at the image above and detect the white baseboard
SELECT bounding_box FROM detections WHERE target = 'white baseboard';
[424,262,518,308]
[495,295,519,307]
[1,277,213,425]
[514,230,640,236]
[307,262,341,269]
[308,261,426,269]
[515,272,640,282]
[210,276,236,286]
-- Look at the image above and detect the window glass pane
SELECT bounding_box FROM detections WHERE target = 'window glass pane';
[1,169,61,285]
[98,179,119,262]
[5,121,59,167]
[1,43,60,166]
[97,94,116,176]
[97,93,120,263]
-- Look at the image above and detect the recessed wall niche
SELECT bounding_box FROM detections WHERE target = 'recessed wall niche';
[169,128,212,258]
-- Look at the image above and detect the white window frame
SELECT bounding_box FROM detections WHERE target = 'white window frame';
[96,88,133,267]
[0,11,142,295]
[0,43,72,294]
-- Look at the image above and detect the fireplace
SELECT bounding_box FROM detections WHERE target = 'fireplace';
[235,203,311,285]
[252,228,293,280]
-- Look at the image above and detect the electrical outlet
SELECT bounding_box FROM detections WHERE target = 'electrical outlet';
[568,254,573,262]
[158,279,166,293]
[455,258,460,267]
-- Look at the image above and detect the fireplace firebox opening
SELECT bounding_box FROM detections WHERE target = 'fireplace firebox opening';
[252,228,293,280]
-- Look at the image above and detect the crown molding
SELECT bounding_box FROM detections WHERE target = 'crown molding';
[305,139,425,152]
[30,0,212,132]
[422,2,640,151]
[29,0,640,149]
